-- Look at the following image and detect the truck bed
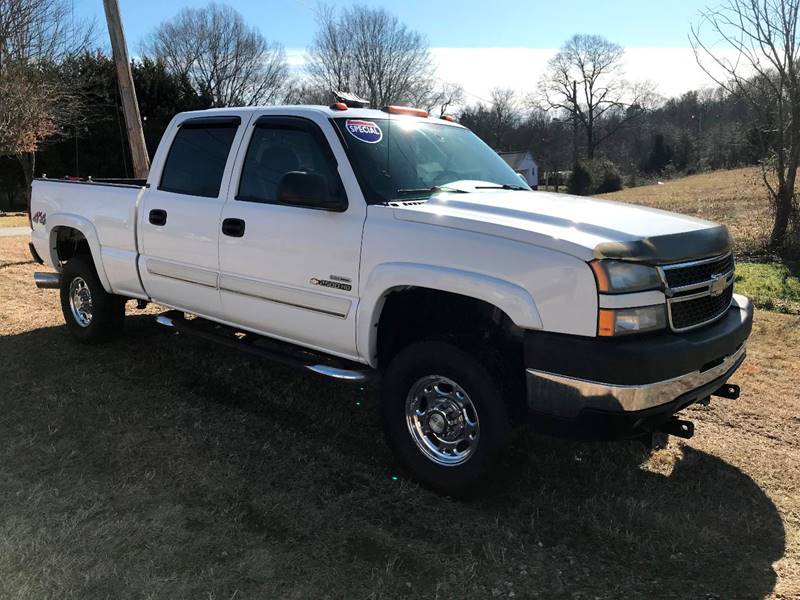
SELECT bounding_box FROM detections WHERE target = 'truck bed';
[30,177,147,300]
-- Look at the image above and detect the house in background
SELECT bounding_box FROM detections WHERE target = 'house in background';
[498,150,538,190]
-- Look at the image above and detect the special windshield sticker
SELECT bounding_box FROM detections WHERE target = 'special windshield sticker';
[345,119,383,144]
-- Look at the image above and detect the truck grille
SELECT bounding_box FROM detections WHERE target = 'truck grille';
[669,285,734,330]
[662,253,734,289]
[660,253,735,332]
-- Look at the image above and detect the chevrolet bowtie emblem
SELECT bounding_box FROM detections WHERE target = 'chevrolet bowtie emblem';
[709,273,728,297]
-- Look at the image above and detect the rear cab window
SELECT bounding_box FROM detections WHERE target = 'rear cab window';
[159,116,241,197]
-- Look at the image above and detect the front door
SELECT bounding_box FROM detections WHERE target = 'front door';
[138,115,244,318]
[218,114,366,359]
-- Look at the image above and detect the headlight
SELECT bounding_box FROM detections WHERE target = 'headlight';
[590,260,662,293]
[598,305,666,336]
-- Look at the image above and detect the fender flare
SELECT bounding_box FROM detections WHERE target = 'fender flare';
[357,262,543,367]
[47,213,113,293]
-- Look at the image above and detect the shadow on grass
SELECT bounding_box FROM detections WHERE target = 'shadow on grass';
[0,314,785,599]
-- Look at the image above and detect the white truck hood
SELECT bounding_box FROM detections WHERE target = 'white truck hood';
[392,189,731,264]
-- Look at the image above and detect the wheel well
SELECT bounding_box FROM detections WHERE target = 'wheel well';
[53,227,92,266]
[376,287,523,363]
[376,287,527,420]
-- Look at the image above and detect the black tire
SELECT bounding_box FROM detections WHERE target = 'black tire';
[59,256,126,344]
[381,340,511,496]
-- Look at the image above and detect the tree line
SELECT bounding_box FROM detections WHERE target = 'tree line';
[1,0,798,253]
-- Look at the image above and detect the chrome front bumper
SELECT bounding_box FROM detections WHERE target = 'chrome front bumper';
[526,342,746,415]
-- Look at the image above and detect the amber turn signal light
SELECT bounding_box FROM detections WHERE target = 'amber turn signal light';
[383,105,429,118]
[597,309,616,336]
[590,260,611,292]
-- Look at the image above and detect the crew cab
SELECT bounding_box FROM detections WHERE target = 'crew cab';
[28,103,752,495]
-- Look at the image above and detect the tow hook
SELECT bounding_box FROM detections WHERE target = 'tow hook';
[712,383,740,400]
[658,418,695,439]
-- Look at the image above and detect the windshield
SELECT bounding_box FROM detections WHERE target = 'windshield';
[333,118,530,203]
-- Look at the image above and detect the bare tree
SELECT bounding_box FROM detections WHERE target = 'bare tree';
[306,4,434,108]
[144,3,289,107]
[692,0,800,250]
[458,89,522,150]
[539,34,654,159]
[0,0,93,200]
[488,88,522,150]
[522,107,572,189]
[423,81,465,117]
[282,80,335,106]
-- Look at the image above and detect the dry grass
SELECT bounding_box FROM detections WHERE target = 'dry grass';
[0,213,29,228]
[1,234,799,599]
[599,167,773,257]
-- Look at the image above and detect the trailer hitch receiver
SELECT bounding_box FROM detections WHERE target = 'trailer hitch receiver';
[712,383,740,400]
[658,418,694,439]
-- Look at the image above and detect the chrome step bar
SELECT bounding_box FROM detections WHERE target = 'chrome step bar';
[155,310,375,383]
[34,272,60,289]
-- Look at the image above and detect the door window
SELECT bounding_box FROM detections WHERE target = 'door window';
[237,118,345,208]
[159,117,240,198]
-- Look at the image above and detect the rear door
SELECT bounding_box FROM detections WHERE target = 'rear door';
[138,115,246,318]
[217,113,366,359]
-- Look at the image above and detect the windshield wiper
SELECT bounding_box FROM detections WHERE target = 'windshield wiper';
[395,185,470,195]
[474,183,529,191]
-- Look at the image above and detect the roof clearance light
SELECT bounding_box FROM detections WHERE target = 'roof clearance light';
[442,115,456,122]
[331,102,348,111]
[384,105,429,118]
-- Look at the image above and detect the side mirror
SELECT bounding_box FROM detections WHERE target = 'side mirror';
[276,171,346,211]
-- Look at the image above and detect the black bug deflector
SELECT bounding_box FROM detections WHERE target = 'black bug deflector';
[593,225,732,265]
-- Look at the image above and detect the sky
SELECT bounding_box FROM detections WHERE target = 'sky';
[73,0,726,103]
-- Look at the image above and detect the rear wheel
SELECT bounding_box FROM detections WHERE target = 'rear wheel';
[59,256,126,343]
[381,340,510,496]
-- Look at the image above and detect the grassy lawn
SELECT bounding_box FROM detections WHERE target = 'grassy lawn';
[1,220,799,596]
[736,261,800,314]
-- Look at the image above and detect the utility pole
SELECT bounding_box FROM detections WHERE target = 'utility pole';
[103,0,150,178]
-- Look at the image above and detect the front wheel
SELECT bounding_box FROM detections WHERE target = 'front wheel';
[59,256,126,344]
[381,341,511,496]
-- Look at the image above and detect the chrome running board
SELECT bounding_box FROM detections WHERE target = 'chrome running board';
[154,310,375,383]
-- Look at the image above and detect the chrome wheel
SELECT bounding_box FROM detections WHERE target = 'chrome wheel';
[68,276,93,327]
[405,375,480,466]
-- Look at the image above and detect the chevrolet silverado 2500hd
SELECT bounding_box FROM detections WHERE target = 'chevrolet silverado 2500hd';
[29,103,752,494]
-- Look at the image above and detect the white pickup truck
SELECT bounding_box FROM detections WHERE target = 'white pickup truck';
[29,102,752,495]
